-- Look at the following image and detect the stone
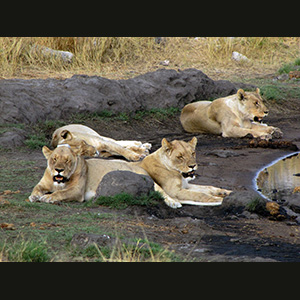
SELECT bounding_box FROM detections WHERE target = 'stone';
[0,128,27,148]
[205,149,244,158]
[31,45,74,63]
[289,70,300,79]
[94,170,154,199]
[71,233,115,248]
[0,68,238,124]
[232,51,249,62]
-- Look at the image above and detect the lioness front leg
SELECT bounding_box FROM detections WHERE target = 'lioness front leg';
[40,189,84,203]
[188,184,232,198]
[29,183,51,202]
[174,189,224,206]
[222,125,274,140]
[249,124,283,139]
[154,183,182,208]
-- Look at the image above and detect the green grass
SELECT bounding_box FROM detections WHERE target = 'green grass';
[70,107,180,123]
[259,83,300,102]
[260,85,286,101]
[70,237,178,262]
[132,107,180,121]
[1,239,50,262]
[246,198,268,216]
[91,191,163,209]
[24,133,47,149]
[0,154,173,261]
[278,57,300,74]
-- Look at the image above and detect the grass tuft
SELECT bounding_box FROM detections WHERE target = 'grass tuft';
[92,191,163,209]
[1,239,50,262]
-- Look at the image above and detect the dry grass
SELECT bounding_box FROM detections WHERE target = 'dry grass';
[0,37,299,80]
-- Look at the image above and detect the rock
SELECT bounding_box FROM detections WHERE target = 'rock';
[71,233,115,248]
[273,73,289,81]
[31,45,74,63]
[0,128,27,148]
[221,190,267,215]
[94,170,154,199]
[232,51,249,62]
[266,201,280,216]
[289,70,300,79]
[284,194,300,214]
[0,68,238,124]
[205,149,244,158]
[159,60,170,66]
[232,82,257,91]
[71,232,147,252]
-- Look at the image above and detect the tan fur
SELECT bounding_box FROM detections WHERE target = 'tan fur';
[51,124,152,161]
[180,88,283,140]
[137,137,232,207]
[29,138,231,207]
[29,145,149,204]
[29,146,88,203]
[64,139,99,157]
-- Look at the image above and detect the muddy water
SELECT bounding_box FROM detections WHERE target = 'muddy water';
[255,152,300,201]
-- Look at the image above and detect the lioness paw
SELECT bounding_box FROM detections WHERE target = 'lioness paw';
[164,198,182,208]
[271,127,283,139]
[260,134,273,141]
[129,152,146,161]
[218,189,232,197]
[40,194,56,204]
[142,143,152,150]
[29,195,40,203]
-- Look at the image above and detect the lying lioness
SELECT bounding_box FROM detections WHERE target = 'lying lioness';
[29,137,231,208]
[180,88,282,140]
[138,137,232,207]
[51,124,152,161]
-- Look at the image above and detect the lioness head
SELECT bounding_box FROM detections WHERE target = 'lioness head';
[237,88,268,122]
[53,129,99,157]
[161,137,197,179]
[42,145,78,185]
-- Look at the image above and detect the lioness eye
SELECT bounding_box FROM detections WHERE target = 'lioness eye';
[177,155,183,160]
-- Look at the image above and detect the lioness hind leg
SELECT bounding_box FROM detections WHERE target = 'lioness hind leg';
[117,141,152,157]
[98,140,145,161]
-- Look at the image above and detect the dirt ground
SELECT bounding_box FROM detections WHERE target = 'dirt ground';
[81,101,300,261]
[1,94,300,261]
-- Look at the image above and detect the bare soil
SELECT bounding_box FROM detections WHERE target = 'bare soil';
[1,96,300,261]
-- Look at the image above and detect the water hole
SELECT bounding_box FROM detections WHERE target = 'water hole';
[255,152,300,203]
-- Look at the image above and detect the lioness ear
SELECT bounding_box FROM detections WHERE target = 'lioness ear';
[189,137,197,148]
[77,140,88,155]
[42,146,53,160]
[60,130,73,140]
[237,89,246,101]
[161,138,173,153]
[256,88,261,95]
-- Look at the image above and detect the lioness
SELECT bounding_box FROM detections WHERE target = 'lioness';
[51,124,152,161]
[180,88,283,139]
[29,144,149,204]
[29,137,231,208]
[138,137,232,207]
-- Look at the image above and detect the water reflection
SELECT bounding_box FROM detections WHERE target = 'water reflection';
[256,152,300,202]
